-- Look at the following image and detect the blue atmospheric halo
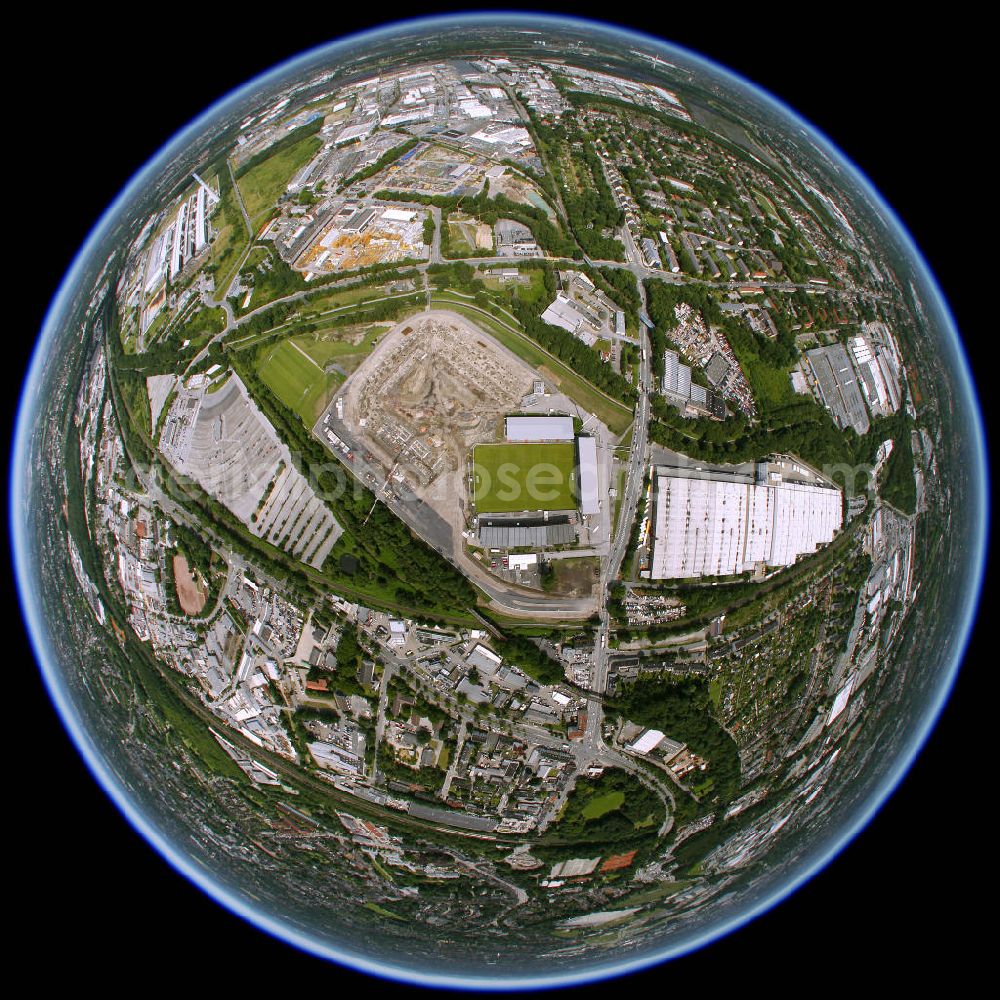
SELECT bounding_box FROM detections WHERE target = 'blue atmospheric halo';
[12,11,989,990]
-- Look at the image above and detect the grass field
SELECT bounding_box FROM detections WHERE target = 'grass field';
[237,134,323,230]
[446,219,478,258]
[298,283,391,315]
[205,166,251,292]
[292,323,389,369]
[581,790,625,820]
[257,339,341,425]
[473,441,577,513]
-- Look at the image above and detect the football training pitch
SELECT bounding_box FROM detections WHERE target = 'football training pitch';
[472,442,577,513]
[257,339,340,425]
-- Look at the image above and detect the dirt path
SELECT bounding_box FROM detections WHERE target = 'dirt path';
[288,338,323,371]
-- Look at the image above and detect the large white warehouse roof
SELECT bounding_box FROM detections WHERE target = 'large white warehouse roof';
[651,471,842,579]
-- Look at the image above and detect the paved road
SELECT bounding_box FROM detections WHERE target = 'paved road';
[586,272,653,710]
[371,660,396,783]
[429,205,443,264]
[437,718,466,801]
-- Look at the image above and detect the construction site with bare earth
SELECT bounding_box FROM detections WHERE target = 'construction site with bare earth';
[340,310,538,497]
[294,202,429,275]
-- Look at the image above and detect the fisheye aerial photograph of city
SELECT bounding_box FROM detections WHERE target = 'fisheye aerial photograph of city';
[11,7,988,992]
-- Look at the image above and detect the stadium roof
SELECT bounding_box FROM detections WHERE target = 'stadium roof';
[578,436,599,514]
[505,415,574,441]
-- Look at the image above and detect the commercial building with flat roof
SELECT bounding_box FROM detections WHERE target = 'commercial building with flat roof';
[505,415,574,442]
[805,344,870,435]
[577,436,600,514]
[541,293,590,336]
[650,469,841,579]
[342,207,378,233]
[381,207,418,223]
[508,552,538,570]
[627,729,666,755]
[478,523,576,549]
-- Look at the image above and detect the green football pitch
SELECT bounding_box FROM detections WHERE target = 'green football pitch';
[256,339,339,425]
[472,442,577,513]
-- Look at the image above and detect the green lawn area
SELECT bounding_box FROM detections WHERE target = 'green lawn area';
[473,441,577,513]
[616,880,690,907]
[740,355,798,412]
[298,283,393,317]
[256,338,341,425]
[511,269,546,306]
[581,790,625,820]
[446,219,478,258]
[205,167,250,293]
[292,323,389,368]
[708,677,723,710]
[237,134,323,230]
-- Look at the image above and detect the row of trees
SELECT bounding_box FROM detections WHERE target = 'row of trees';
[339,136,419,191]
[230,354,479,616]
[374,185,580,259]
[510,294,636,404]
[232,291,423,353]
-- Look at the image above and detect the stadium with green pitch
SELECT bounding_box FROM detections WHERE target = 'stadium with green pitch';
[472,442,578,513]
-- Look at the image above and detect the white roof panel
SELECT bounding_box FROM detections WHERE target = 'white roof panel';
[505,416,574,441]
[577,436,600,514]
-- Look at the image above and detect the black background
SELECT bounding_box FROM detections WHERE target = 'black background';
[9,3,988,990]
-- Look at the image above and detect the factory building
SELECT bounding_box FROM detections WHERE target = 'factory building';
[663,349,693,401]
[650,466,842,579]
[381,207,418,223]
[540,293,593,339]
[849,334,901,417]
[626,729,666,755]
[662,349,722,415]
[342,207,378,234]
[505,415,574,442]
[142,181,215,295]
[805,344,870,436]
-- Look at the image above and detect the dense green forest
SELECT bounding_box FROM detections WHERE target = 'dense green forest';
[607,673,741,805]
[539,768,664,847]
